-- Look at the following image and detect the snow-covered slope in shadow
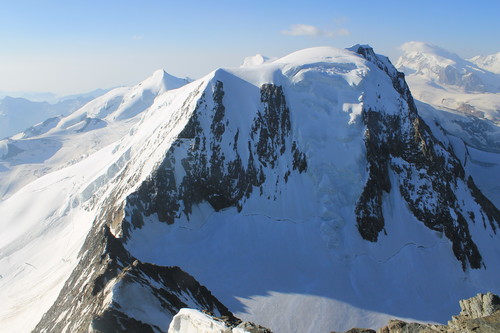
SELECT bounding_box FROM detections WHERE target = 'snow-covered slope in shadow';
[1,46,499,333]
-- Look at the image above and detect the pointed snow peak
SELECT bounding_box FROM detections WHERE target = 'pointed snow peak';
[142,69,189,93]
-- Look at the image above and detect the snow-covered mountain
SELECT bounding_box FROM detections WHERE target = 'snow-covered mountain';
[0,92,106,139]
[1,46,499,333]
[395,42,500,124]
[470,52,500,74]
[396,42,500,93]
[396,42,500,207]
[0,70,190,200]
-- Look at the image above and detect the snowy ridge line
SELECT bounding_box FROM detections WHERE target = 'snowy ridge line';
[1,45,499,333]
[0,69,199,332]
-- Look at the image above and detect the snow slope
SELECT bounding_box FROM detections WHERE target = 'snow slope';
[0,69,190,332]
[120,46,499,332]
[0,95,98,139]
[1,46,499,333]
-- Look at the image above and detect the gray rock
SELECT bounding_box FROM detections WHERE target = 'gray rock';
[332,293,500,333]
[457,292,500,319]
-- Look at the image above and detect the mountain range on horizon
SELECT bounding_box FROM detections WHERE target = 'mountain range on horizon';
[0,43,499,333]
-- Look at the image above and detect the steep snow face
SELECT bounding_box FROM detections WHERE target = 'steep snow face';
[115,46,500,332]
[470,52,500,74]
[395,42,500,123]
[2,46,499,333]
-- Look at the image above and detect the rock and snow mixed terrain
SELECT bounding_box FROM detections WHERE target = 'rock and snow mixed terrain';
[396,42,500,209]
[331,292,500,333]
[0,45,499,333]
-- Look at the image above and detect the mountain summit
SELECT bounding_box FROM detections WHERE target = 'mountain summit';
[396,42,500,93]
[1,45,499,333]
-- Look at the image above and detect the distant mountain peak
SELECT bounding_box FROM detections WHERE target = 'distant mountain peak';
[396,41,500,94]
[1,45,499,333]
[470,52,500,74]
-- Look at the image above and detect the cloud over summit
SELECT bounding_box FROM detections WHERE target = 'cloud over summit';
[281,24,350,38]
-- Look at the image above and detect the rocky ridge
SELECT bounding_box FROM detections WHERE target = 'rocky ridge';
[351,45,499,269]
[332,293,500,333]
[33,224,233,333]
[6,45,497,332]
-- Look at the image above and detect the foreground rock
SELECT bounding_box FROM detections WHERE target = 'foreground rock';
[33,226,232,333]
[333,293,500,333]
[168,308,272,333]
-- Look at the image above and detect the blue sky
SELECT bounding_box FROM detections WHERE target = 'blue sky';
[0,0,498,95]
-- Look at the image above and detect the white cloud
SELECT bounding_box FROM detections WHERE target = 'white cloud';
[132,35,144,40]
[281,24,350,38]
[333,17,349,25]
[282,24,322,36]
[325,28,350,38]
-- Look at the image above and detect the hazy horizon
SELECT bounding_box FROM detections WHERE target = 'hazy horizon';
[1,0,498,95]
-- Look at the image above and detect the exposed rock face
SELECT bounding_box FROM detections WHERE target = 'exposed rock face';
[449,292,500,326]
[351,45,500,269]
[121,80,306,238]
[31,79,306,333]
[167,308,272,333]
[33,223,232,333]
[26,46,500,333]
[332,293,500,333]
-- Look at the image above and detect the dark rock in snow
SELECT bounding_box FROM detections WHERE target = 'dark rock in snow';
[121,80,307,237]
[33,223,232,333]
[352,45,499,269]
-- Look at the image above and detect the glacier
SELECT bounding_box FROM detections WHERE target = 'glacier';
[0,45,499,333]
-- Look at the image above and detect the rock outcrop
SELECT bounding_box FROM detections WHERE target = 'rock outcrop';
[33,224,232,333]
[351,45,500,270]
[167,308,272,333]
[332,293,500,333]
